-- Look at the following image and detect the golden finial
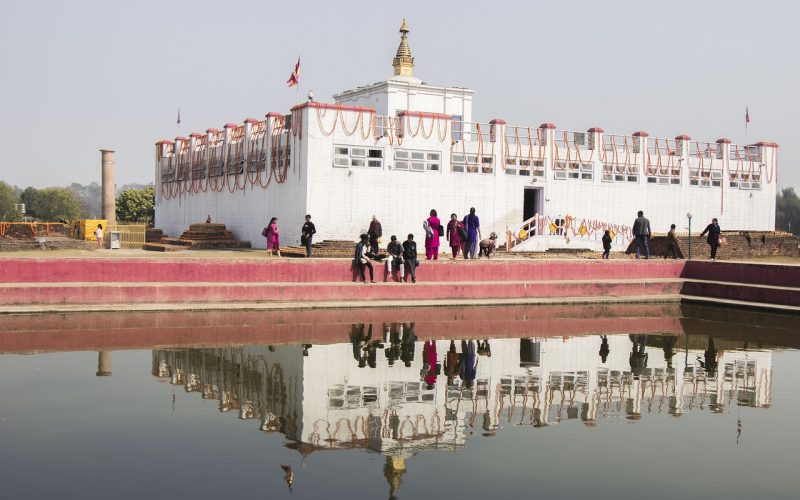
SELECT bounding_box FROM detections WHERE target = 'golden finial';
[392,19,414,77]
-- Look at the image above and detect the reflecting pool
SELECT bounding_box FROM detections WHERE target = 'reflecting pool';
[1,304,798,499]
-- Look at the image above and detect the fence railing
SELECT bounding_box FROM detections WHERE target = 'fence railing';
[505,214,633,251]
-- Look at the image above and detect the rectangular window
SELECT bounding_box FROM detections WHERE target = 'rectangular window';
[554,170,567,180]
[396,148,440,172]
[334,145,384,168]
[647,177,657,184]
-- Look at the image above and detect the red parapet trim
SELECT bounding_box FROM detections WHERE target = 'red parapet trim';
[174,136,188,142]
[155,139,175,145]
[754,141,779,148]
[675,135,692,140]
[266,112,284,118]
[224,123,240,129]
[206,128,221,134]
[244,117,261,124]
[189,132,205,138]
[489,118,507,125]
[290,101,376,114]
[539,122,556,129]
[399,110,452,120]
[587,127,604,133]
[715,138,732,144]
[632,131,649,137]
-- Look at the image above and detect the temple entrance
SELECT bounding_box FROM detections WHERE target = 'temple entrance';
[523,187,543,222]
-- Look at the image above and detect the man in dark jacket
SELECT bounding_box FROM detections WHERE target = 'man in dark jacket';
[301,214,316,258]
[402,233,418,283]
[632,210,651,259]
[699,218,722,260]
[385,235,405,282]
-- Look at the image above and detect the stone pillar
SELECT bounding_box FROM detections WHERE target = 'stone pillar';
[539,122,556,177]
[96,351,112,377]
[100,150,116,226]
[588,127,604,182]
[675,135,692,186]
[632,131,649,182]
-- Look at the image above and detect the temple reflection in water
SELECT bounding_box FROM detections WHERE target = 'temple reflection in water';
[152,328,772,455]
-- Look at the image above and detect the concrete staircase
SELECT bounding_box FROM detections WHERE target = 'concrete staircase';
[680,261,800,309]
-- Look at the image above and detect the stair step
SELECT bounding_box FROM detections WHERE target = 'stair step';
[0,279,683,305]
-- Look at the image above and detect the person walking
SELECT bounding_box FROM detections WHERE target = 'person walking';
[601,230,612,259]
[385,235,405,282]
[446,213,464,259]
[367,215,382,255]
[263,217,281,257]
[699,218,722,260]
[94,224,103,249]
[425,209,442,260]
[402,233,418,283]
[632,210,651,259]
[664,224,680,259]
[463,207,481,259]
[301,214,316,258]
[354,233,375,283]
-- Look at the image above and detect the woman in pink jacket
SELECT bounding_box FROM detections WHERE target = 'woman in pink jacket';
[263,217,281,257]
[425,209,441,260]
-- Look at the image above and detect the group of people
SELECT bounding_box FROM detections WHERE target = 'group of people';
[349,323,491,391]
[607,210,723,261]
[261,214,317,258]
[353,209,500,284]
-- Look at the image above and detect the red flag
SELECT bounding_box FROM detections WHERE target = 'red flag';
[287,57,300,87]
[745,106,750,124]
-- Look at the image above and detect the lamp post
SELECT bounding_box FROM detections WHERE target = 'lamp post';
[687,212,693,260]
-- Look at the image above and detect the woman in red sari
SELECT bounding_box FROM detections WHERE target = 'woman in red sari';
[446,213,463,259]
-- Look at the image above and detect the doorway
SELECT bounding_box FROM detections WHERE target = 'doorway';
[523,187,543,222]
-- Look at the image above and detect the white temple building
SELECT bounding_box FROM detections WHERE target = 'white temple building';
[154,20,779,250]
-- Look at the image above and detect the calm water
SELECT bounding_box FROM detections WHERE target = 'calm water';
[1,304,798,500]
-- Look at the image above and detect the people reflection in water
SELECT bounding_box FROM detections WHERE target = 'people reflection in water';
[599,335,610,363]
[699,337,719,377]
[477,340,492,357]
[422,340,438,389]
[662,336,677,370]
[629,334,649,378]
[383,456,406,500]
[444,340,461,385]
[384,324,402,366]
[400,322,417,368]
[460,340,477,388]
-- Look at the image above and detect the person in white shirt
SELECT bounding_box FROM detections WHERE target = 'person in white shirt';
[95,224,103,249]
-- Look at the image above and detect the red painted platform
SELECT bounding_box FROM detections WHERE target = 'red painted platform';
[0,258,684,283]
[0,279,682,305]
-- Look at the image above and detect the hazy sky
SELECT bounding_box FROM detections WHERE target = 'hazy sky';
[1,0,797,189]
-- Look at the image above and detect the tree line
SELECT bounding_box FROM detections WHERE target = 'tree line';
[0,181,155,224]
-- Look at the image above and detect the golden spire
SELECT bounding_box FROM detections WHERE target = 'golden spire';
[392,18,414,77]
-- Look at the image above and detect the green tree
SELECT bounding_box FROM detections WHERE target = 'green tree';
[31,187,84,221]
[19,187,38,219]
[776,187,800,235]
[0,181,23,221]
[116,186,155,224]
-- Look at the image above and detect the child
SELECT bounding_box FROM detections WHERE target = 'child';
[601,230,612,259]
[95,224,104,249]
[665,224,679,259]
